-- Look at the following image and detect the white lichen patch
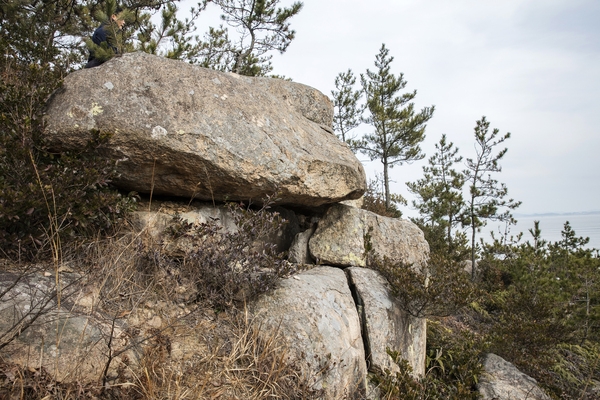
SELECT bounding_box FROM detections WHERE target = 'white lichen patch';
[212,78,221,85]
[104,81,114,90]
[151,126,168,139]
[91,102,103,116]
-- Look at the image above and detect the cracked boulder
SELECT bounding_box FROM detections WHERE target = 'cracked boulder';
[252,266,368,399]
[309,204,429,268]
[43,52,366,207]
[347,267,426,377]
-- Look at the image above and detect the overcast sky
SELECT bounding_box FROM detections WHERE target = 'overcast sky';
[189,0,600,217]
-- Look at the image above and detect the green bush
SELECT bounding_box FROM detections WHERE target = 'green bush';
[550,341,600,399]
[0,41,136,260]
[369,253,478,318]
[371,320,487,400]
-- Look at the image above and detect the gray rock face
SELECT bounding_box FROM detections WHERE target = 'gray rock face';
[43,52,366,207]
[131,202,300,254]
[478,353,551,400]
[347,267,426,377]
[309,204,429,268]
[0,271,114,381]
[252,266,368,399]
[287,226,316,264]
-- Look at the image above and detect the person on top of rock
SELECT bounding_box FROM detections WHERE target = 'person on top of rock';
[84,7,126,69]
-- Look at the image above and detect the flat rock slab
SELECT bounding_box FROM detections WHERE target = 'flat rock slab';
[43,52,366,207]
[309,204,429,268]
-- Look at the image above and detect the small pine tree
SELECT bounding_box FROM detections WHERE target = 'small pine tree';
[361,175,405,218]
[464,116,521,278]
[136,1,210,60]
[357,44,434,210]
[331,69,364,148]
[407,134,467,258]
[549,222,599,343]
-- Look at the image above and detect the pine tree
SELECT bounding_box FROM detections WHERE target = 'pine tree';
[136,1,209,60]
[199,0,303,76]
[361,175,406,218]
[195,25,235,70]
[464,116,521,278]
[331,69,364,148]
[480,220,600,397]
[407,134,467,257]
[358,44,435,210]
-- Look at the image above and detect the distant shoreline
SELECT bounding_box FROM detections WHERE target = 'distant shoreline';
[514,210,600,218]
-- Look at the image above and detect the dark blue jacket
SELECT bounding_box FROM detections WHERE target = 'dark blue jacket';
[85,23,118,68]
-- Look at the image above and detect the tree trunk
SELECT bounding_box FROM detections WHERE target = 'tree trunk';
[447,218,452,253]
[383,158,390,210]
[584,278,590,343]
[470,203,476,281]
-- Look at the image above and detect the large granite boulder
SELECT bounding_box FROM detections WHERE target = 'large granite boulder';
[347,267,426,377]
[252,266,368,399]
[478,353,551,400]
[43,52,366,207]
[309,204,429,268]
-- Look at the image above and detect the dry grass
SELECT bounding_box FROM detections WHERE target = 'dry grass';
[0,309,320,399]
[126,311,321,400]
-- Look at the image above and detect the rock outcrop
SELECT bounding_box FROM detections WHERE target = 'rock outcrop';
[43,52,366,208]
[478,353,551,400]
[124,200,429,397]
[30,53,433,398]
[309,204,429,269]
